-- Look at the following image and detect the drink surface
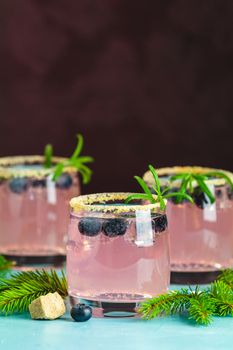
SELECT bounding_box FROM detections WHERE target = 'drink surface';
[67,211,170,309]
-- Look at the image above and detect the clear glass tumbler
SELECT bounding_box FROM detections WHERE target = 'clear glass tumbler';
[0,156,80,267]
[144,166,233,283]
[67,193,170,317]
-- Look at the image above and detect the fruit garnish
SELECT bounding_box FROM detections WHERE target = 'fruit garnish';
[31,179,46,188]
[102,218,128,237]
[78,218,102,237]
[55,173,73,189]
[8,177,29,194]
[152,215,168,233]
[227,187,233,200]
[192,186,209,209]
[44,134,94,184]
[70,304,92,322]
[125,165,193,210]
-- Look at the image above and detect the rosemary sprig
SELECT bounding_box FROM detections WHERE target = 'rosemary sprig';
[44,144,53,168]
[139,272,233,325]
[205,171,233,189]
[0,270,68,314]
[126,165,193,210]
[170,170,233,204]
[43,134,94,184]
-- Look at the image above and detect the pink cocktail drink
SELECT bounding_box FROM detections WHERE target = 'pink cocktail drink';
[144,166,233,283]
[167,188,233,272]
[67,193,170,317]
[0,156,80,266]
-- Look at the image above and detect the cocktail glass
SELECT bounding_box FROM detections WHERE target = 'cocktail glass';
[67,192,170,317]
[144,166,233,283]
[0,156,80,267]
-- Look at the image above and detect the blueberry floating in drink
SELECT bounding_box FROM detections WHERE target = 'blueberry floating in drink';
[9,177,29,194]
[78,218,102,237]
[227,187,233,200]
[31,179,46,188]
[56,173,73,189]
[152,215,168,233]
[103,218,128,237]
[192,186,209,209]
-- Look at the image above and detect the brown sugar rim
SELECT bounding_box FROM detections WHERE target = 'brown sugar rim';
[143,166,233,187]
[70,192,165,214]
[0,155,77,179]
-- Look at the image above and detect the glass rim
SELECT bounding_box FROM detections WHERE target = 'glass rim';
[143,166,233,187]
[70,192,165,214]
[0,155,77,179]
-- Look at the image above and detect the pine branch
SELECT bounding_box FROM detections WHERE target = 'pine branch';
[188,292,215,325]
[139,289,190,319]
[0,270,68,314]
[208,281,233,317]
[217,269,233,289]
[139,273,233,325]
[0,256,14,278]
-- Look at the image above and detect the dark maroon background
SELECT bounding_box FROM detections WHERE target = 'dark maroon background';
[1,0,233,193]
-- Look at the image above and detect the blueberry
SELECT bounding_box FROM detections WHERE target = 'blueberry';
[56,173,73,189]
[215,188,222,199]
[192,186,209,209]
[152,215,168,233]
[71,304,92,322]
[31,179,46,188]
[9,177,28,194]
[78,218,102,237]
[103,218,128,237]
[227,187,233,200]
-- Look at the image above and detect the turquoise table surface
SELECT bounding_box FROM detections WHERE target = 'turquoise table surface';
[1,287,233,350]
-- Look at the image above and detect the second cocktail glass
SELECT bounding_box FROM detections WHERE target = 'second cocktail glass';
[144,166,233,283]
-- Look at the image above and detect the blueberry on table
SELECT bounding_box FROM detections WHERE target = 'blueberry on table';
[71,304,92,322]
[103,218,128,237]
[78,218,102,237]
[55,173,73,189]
[9,177,29,194]
[152,215,168,233]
